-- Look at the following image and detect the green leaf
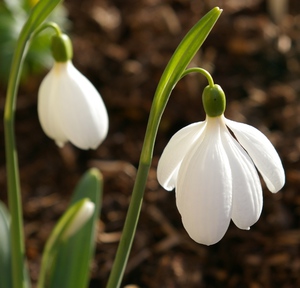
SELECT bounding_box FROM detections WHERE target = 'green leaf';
[3,1,66,288]
[0,201,12,288]
[141,7,223,162]
[156,7,222,109]
[39,168,102,288]
[24,0,63,35]
[38,197,94,288]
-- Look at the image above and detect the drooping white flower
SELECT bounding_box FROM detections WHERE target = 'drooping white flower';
[157,84,285,245]
[38,60,108,149]
[38,33,108,150]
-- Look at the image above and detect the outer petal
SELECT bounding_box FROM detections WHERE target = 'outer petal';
[225,119,285,193]
[222,131,263,230]
[56,62,109,149]
[157,121,206,190]
[38,64,68,146]
[176,117,232,245]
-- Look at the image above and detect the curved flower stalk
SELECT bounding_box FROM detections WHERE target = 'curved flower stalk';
[157,82,285,246]
[38,34,108,149]
[106,8,223,288]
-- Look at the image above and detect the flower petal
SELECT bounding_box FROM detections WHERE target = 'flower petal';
[38,64,68,145]
[56,62,109,149]
[225,119,285,193]
[222,131,263,230]
[176,117,232,245]
[157,121,206,191]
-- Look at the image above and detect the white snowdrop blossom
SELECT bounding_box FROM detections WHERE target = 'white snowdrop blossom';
[157,84,285,245]
[38,60,108,149]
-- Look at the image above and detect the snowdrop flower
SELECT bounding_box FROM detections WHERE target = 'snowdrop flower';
[38,33,108,149]
[157,84,285,245]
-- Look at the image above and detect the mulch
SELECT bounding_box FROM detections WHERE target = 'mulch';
[0,0,300,287]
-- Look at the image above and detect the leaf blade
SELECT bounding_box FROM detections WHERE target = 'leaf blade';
[49,168,102,288]
[0,201,12,288]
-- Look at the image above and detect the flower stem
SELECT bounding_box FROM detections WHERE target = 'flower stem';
[106,161,150,288]
[181,67,215,87]
[30,21,62,40]
[106,7,222,288]
[4,2,64,287]
[4,25,30,288]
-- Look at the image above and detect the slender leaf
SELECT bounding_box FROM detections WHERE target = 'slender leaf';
[38,197,93,288]
[4,0,64,285]
[48,168,102,288]
[141,6,222,162]
[0,201,12,288]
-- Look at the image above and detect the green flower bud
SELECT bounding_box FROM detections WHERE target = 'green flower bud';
[51,33,73,62]
[202,84,226,117]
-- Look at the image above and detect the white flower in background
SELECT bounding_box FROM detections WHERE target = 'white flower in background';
[157,84,285,245]
[38,61,108,149]
[38,33,108,150]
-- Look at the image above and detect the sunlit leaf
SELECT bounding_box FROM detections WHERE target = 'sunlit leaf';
[0,201,12,288]
[38,168,102,288]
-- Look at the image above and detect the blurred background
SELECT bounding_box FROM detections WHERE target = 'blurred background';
[0,0,300,287]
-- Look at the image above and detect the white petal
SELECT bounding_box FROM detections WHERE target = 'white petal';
[222,132,263,230]
[176,117,232,245]
[157,121,206,190]
[225,119,285,193]
[38,64,68,145]
[57,62,109,149]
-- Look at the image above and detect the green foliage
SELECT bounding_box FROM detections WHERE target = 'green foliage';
[0,201,12,288]
[0,0,68,83]
[38,168,103,288]
[141,7,222,162]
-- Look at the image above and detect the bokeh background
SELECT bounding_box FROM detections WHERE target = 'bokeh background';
[0,0,300,287]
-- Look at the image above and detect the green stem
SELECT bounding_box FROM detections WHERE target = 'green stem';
[181,67,215,87]
[106,7,222,288]
[106,162,150,288]
[4,3,64,287]
[30,21,62,40]
[4,27,30,288]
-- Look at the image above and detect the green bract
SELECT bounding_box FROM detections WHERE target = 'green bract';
[202,84,226,117]
[51,33,73,62]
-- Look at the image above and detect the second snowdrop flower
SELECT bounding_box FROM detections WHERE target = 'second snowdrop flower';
[157,81,285,245]
[38,33,108,150]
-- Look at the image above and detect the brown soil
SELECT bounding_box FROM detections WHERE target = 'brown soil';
[1,0,300,287]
